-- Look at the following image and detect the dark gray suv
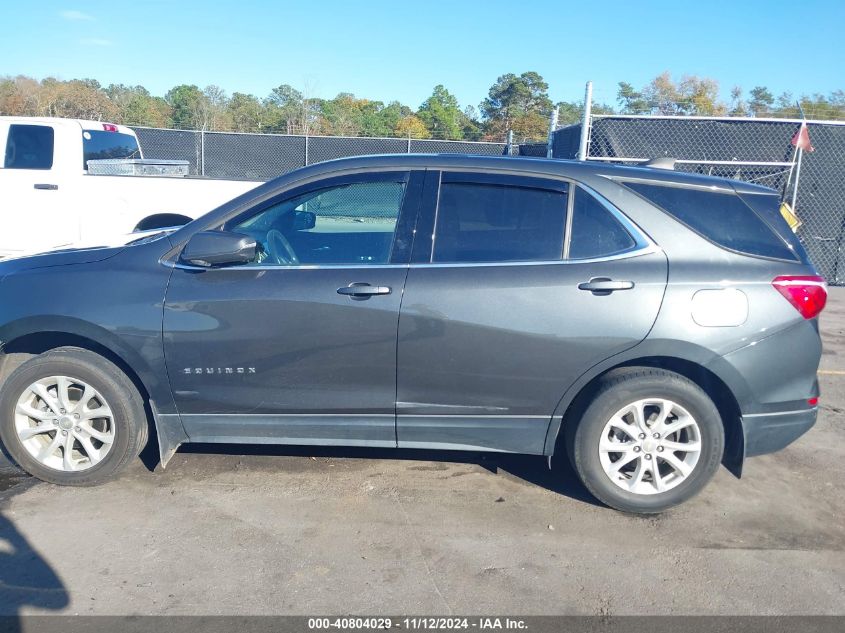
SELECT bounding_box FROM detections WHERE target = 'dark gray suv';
[0,155,826,513]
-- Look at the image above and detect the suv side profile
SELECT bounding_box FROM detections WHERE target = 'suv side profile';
[0,155,825,513]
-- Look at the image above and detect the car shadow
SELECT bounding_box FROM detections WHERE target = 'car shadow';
[0,509,70,630]
[172,442,603,508]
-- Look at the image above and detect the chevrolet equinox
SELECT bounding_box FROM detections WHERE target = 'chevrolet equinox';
[0,155,826,513]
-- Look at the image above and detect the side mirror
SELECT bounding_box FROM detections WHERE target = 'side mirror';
[293,210,316,230]
[180,230,256,268]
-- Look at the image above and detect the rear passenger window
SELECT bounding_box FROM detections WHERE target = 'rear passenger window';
[433,182,566,263]
[624,181,797,261]
[4,124,54,170]
[569,187,636,259]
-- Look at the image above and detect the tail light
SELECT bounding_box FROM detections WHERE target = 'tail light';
[102,123,118,132]
[772,275,827,319]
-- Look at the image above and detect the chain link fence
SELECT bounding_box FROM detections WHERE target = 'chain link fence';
[133,127,510,181]
[553,115,845,284]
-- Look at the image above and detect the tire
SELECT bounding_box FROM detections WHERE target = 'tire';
[567,368,724,514]
[0,347,148,486]
[134,213,192,232]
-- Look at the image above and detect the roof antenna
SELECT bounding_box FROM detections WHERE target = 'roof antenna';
[643,157,676,170]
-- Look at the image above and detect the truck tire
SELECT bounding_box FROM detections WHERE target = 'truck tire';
[0,347,148,486]
[134,213,192,232]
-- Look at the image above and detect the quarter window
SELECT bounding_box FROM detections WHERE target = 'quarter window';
[4,124,54,170]
[231,180,406,266]
[624,181,798,261]
[568,187,636,259]
[432,182,567,263]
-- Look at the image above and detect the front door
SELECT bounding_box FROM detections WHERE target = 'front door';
[163,171,422,446]
[396,171,668,454]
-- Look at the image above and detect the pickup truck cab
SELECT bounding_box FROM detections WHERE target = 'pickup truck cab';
[0,116,260,257]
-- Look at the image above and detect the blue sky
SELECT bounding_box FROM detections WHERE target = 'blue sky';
[2,0,843,110]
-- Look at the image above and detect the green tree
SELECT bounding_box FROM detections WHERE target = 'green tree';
[228,92,264,132]
[480,71,553,141]
[616,82,649,114]
[748,86,774,117]
[417,85,464,139]
[264,84,304,133]
[165,84,208,129]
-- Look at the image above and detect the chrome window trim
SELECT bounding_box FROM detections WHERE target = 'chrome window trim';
[605,174,736,194]
[164,246,663,272]
[407,245,662,268]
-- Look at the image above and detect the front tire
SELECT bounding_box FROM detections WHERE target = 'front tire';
[0,348,147,486]
[567,368,724,513]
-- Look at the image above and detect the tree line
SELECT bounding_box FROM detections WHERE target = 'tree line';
[1,71,842,142]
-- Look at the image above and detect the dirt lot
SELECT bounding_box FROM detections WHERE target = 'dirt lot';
[1,291,843,616]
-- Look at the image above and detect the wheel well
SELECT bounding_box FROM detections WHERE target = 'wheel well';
[134,213,192,232]
[557,356,744,476]
[0,332,152,407]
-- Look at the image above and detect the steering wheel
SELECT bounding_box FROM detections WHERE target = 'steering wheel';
[266,229,299,265]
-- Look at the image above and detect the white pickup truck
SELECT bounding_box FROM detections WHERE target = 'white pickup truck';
[0,116,262,257]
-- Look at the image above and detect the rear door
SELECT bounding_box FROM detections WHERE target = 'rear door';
[395,171,668,453]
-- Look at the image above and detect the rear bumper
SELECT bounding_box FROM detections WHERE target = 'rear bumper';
[741,407,817,457]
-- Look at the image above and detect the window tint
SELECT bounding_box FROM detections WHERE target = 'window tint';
[232,180,405,266]
[83,130,140,168]
[624,181,797,261]
[433,182,566,263]
[4,124,54,169]
[569,187,636,259]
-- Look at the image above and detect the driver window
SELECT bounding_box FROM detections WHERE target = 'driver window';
[231,180,406,266]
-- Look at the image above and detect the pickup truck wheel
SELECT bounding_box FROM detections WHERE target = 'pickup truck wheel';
[134,213,192,232]
[0,348,147,486]
[567,368,724,514]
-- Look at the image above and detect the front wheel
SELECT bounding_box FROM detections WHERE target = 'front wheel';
[0,348,147,485]
[567,368,724,513]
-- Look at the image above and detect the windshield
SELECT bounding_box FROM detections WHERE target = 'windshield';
[82,130,141,169]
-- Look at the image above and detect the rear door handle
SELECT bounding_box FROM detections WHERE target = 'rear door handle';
[578,278,635,294]
[34,183,58,190]
[337,283,392,298]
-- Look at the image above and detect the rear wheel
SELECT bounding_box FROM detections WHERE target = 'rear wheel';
[0,348,147,485]
[567,368,724,513]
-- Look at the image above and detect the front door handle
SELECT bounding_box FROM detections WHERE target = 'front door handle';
[578,277,635,295]
[34,183,59,190]
[337,283,392,298]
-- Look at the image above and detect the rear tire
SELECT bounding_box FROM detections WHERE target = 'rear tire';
[567,368,724,513]
[0,347,147,486]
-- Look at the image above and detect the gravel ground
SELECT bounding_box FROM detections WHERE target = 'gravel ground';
[1,290,843,616]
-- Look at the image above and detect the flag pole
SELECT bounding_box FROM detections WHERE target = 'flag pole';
[790,102,809,211]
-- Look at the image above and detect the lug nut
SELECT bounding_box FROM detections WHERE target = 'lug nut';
[60,409,66,414]
[653,432,660,439]
[638,433,646,440]
[633,446,641,453]
[52,420,59,426]
[75,427,81,432]
[61,430,67,436]
[657,446,664,452]
[644,453,652,460]
[73,413,80,419]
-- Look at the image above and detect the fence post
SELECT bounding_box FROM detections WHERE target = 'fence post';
[547,106,559,158]
[577,81,593,161]
[200,130,205,176]
[407,133,412,154]
[304,134,309,167]
[506,130,514,156]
